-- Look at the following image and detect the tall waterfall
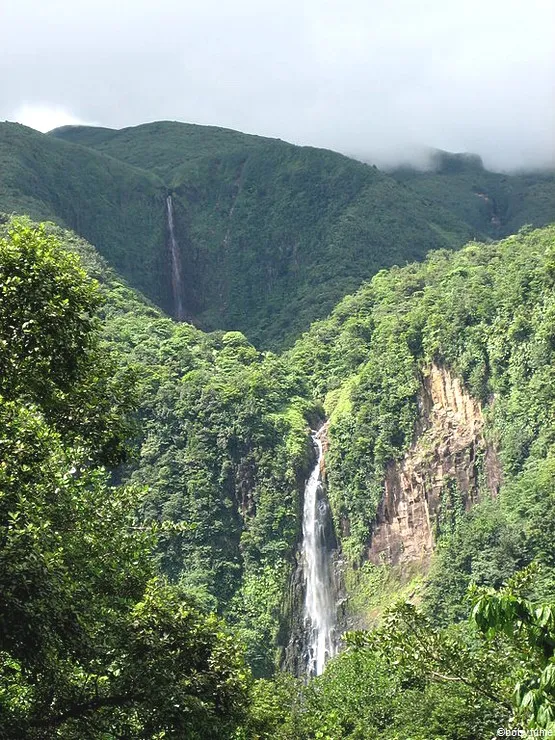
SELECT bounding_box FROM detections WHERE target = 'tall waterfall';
[302,428,337,676]
[166,195,185,321]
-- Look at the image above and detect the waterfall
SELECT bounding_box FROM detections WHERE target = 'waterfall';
[302,428,337,676]
[166,195,185,321]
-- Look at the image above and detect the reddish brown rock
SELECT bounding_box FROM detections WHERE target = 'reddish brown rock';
[368,364,502,566]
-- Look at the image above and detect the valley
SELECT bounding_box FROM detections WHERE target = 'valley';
[0,121,554,737]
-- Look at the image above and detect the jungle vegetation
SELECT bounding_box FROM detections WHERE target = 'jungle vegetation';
[0,128,553,737]
[2,120,554,348]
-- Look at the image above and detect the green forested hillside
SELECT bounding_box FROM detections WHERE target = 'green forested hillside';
[3,121,475,347]
[392,149,555,238]
[1,110,555,737]
[1,211,555,736]
[0,123,173,312]
[0,120,551,350]
[50,122,555,348]
[262,223,555,738]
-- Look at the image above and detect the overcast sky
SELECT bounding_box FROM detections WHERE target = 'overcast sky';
[2,0,554,171]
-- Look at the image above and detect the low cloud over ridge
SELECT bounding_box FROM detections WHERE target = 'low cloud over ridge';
[2,0,554,171]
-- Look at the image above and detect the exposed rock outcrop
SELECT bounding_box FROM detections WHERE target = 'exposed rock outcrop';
[368,364,502,566]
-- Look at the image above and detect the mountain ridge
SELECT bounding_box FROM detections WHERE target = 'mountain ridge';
[1,119,554,350]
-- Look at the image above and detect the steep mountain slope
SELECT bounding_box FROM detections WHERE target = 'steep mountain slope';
[2,120,552,350]
[47,124,555,345]
[0,122,174,310]
[392,150,555,237]
[49,122,482,347]
[290,223,555,626]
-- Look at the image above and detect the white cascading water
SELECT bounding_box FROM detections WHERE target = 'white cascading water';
[166,195,185,321]
[302,429,336,676]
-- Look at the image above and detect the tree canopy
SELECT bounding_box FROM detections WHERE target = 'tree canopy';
[0,220,249,738]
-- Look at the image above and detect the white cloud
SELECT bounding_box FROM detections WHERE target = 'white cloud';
[1,0,554,170]
[12,104,90,133]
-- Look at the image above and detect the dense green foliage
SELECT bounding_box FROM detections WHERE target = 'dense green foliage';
[5,216,319,678]
[244,571,555,738]
[472,567,555,730]
[290,225,555,570]
[253,610,510,739]
[0,186,553,736]
[0,221,250,737]
[1,120,553,350]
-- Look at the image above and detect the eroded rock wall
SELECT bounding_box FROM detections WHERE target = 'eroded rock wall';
[368,364,502,566]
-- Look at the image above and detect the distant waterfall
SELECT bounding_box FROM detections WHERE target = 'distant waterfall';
[302,429,337,676]
[166,195,185,321]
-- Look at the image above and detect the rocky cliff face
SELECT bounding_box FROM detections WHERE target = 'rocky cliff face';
[368,364,502,566]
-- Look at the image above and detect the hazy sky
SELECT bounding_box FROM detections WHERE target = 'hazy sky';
[2,0,554,170]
